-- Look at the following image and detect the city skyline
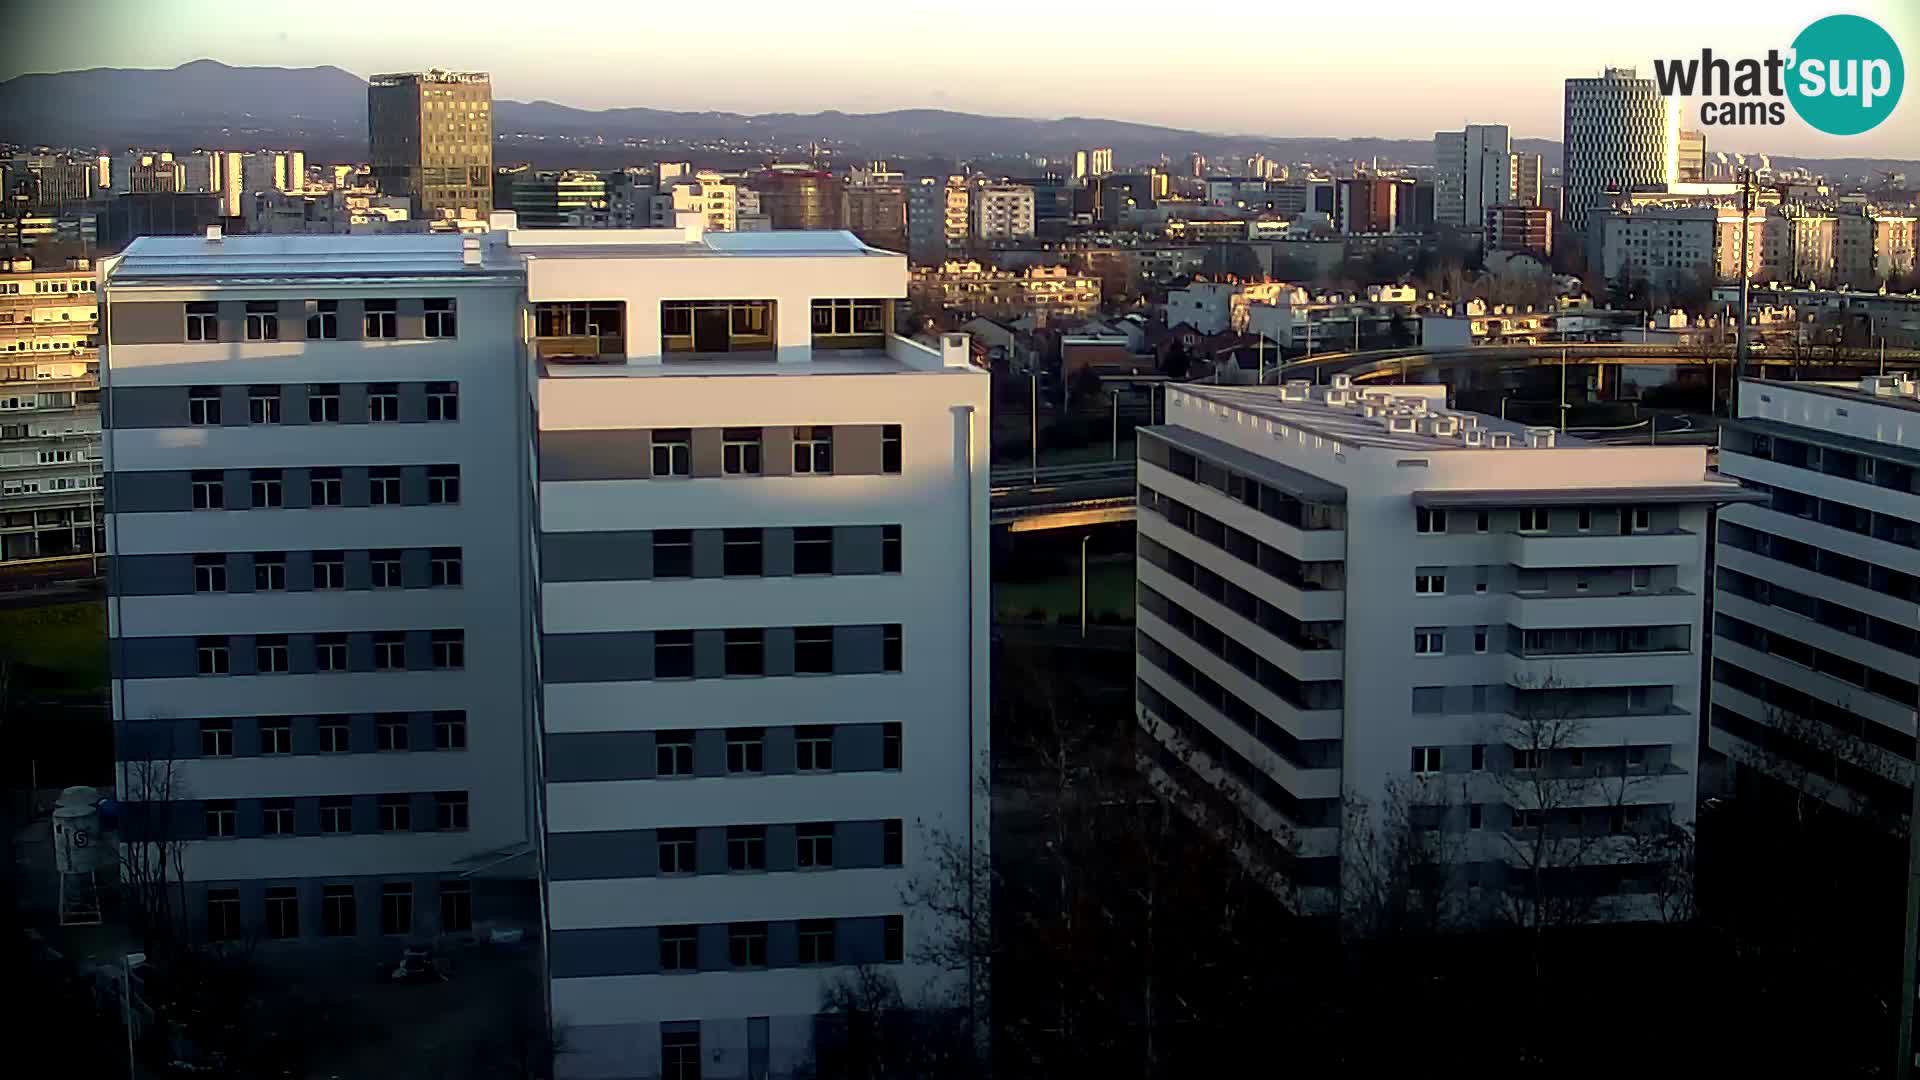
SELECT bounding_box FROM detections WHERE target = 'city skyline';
[6,0,1914,159]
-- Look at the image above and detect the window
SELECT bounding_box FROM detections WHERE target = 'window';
[185,301,218,342]
[727,825,767,871]
[364,298,398,338]
[310,467,343,506]
[655,630,694,679]
[662,1030,700,1080]
[793,527,833,575]
[248,386,281,425]
[373,631,406,670]
[1631,507,1652,532]
[311,551,345,590]
[1568,748,1587,769]
[882,525,901,573]
[315,633,348,672]
[1475,511,1489,533]
[729,923,768,968]
[426,381,458,421]
[883,624,902,672]
[656,730,694,776]
[322,885,356,936]
[379,793,411,832]
[724,628,764,676]
[1518,508,1550,534]
[188,386,221,425]
[1411,747,1442,774]
[1512,808,1542,830]
[440,882,472,933]
[1576,507,1592,532]
[883,723,902,770]
[1628,685,1652,711]
[1416,507,1447,534]
[1469,804,1484,830]
[434,711,467,750]
[725,728,766,775]
[378,713,410,751]
[658,829,696,874]
[1415,572,1445,595]
[811,297,886,338]
[207,888,242,940]
[1516,569,1547,594]
[381,883,414,935]
[370,466,401,505]
[884,819,904,866]
[657,925,699,972]
[1513,748,1542,771]
[795,626,834,673]
[424,298,456,338]
[265,887,299,938]
[307,383,340,423]
[796,725,834,771]
[249,468,283,508]
[653,530,692,578]
[368,383,398,422]
[1413,629,1444,656]
[723,528,762,576]
[432,629,465,669]
[722,428,761,475]
[253,552,286,591]
[193,554,227,593]
[427,465,460,504]
[882,424,902,473]
[192,471,225,510]
[793,426,832,473]
[197,636,230,675]
[1627,746,1647,768]
[319,716,350,753]
[883,914,905,963]
[784,820,839,876]
[798,919,836,965]
[200,797,238,839]
[260,718,291,754]
[434,791,469,831]
[263,800,294,837]
[1471,744,1487,771]
[371,550,402,588]
[652,429,690,477]
[308,300,339,340]
[1631,566,1652,592]
[320,797,353,834]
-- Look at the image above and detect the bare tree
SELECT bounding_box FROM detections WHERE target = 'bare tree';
[1339,776,1472,939]
[116,720,190,952]
[1729,703,1912,832]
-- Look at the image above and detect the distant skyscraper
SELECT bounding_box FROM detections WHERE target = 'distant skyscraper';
[842,181,908,252]
[1509,152,1544,208]
[1073,150,1090,179]
[1677,129,1707,182]
[1432,124,1511,229]
[1563,67,1676,236]
[751,170,842,230]
[368,69,494,220]
[1089,147,1114,177]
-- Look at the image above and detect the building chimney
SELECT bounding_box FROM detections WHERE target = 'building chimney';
[462,236,482,267]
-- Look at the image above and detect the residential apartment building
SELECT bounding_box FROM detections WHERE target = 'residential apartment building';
[841,182,908,253]
[526,225,988,1079]
[908,177,969,265]
[1136,380,1748,916]
[909,260,1102,322]
[652,172,765,233]
[1711,377,1919,821]
[1677,129,1707,182]
[369,70,494,220]
[1486,204,1554,259]
[1433,124,1512,229]
[972,184,1036,241]
[101,221,990,1079]
[752,170,842,231]
[1,257,103,563]
[1563,68,1676,236]
[512,171,611,228]
[1509,153,1543,209]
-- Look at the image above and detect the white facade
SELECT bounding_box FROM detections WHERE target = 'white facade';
[972,184,1035,241]
[522,226,988,1078]
[1433,124,1512,229]
[1137,381,1744,917]
[1712,379,1920,819]
[650,172,762,232]
[1563,68,1677,236]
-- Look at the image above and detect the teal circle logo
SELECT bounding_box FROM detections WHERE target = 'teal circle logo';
[1787,14,1904,135]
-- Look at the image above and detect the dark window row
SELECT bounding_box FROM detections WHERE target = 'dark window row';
[1712,658,1917,761]
[1138,484,1346,591]
[652,819,905,875]
[1739,476,1920,549]
[1142,432,1346,530]
[645,424,901,478]
[1709,704,1913,815]
[1137,678,1341,828]
[187,464,460,509]
[651,624,902,678]
[1140,535,1342,650]
[1137,599,1343,713]
[1719,519,1920,603]
[657,914,904,972]
[185,298,456,344]
[1719,565,1920,659]
[1417,504,1659,537]
[1732,428,1920,498]
[545,722,901,784]
[205,878,472,943]
[182,711,468,758]
[129,790,470,845]
[675,525,897,577]
[186,380,457,425]
[189,547,460,593]
[1716,612,1919,707]
[190,629,464,675]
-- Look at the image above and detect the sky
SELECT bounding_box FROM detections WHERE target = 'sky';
[4,0,1917,158]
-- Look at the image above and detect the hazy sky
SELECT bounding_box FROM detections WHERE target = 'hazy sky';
[5,0,1916,157]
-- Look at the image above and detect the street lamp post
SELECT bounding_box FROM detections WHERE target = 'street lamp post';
[1029,370,1038,485]
[1079,534,1091,639]
[1110,389,1120,460]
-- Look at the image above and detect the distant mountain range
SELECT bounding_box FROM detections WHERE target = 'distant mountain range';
[3,60,1915,181]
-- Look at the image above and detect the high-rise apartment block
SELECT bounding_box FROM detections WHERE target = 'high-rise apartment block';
[101,220,989,1079]
[368,70,494,220]
[1677,129,1707,183]
[1136,381,1747,917]
[1433,124,1512,229]
[752,170,843,231]
[1711,377,1920,822]
[972,184,1036,241]
[907,176,969,265]
[841,181,908,252]
[651,172,765,233]
[1486,204,1554,258]
[1509,152,1543,208]
[1563,68,1676,236]
[1,256,102,563]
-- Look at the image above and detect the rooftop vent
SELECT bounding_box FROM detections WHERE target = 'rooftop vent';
[1279,379,1310,401]
[1861,374,1902,396]
[1525,426,1557,449]
[1387,413,1418,433]
[204,224,222,242]
[1323,388,1354,407]
[1461,428,1485,447]
[1488,431,1514,449]
[1330,373,1353,391]
[461,236,482,267]
[1425,415,1461,437]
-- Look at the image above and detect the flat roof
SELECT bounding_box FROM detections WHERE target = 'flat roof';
[1140,425,1346,501]
[1179,383,1591,452]
[1752,378,1920,415]
[514,229,896,260]
[541,351,948,379]
[1728,414,1920,469]
[108,233,521,281]
[1412,485,1761,508]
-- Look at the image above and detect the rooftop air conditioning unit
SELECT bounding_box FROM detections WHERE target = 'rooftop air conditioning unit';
[1525,426,1557,448]
[1388,413,1418,433]
[1330,373,1353,390]
[1279,380,1310,401]
[1427,415,1460,437]
[1861,374,1901,396]
[1488,431,1514,448]
[1461,428,1485,447]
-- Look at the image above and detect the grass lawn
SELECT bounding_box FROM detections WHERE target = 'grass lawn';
[994,559,1136,621]
[0,600,109,696]
[1037,438,1136,468]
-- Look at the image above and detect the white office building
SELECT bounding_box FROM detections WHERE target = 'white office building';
[1433,124,1512,230]
[971,184,1035,241]
[1563,68,1676,236]
[1711,378,1920,821]
[1135,380,1749,918]
[102,220,990,1079]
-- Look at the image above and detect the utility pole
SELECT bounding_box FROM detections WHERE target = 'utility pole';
[1559,347,1568,433]
[1110,389,1120,459]
[1029,370,1038,486]
[1256,335,1266,385]
[1733,168,1753,421]
[1079,534,1091,639]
